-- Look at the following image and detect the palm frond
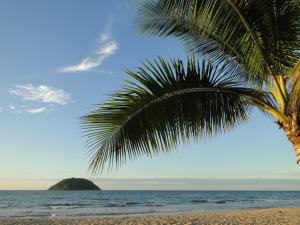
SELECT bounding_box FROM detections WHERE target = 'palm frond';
[137,0,300,79]
[81,57,270,172]
[286,58,300,114]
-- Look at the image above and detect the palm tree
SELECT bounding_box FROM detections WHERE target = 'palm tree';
[82,0,300,172]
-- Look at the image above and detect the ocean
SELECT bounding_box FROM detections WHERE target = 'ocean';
[0,191,300,218]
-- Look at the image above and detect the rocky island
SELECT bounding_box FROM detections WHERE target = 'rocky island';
[48,178,101,190]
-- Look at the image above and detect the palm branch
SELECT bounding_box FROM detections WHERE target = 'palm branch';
[82,57,273,172]
[136,0,300,164]
[137,0,300,80]
[82,0,300,170]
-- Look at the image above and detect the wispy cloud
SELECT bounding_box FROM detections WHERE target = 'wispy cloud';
[99,33,110,43]
[9,105,16,110]
[9,84,71,114]
[8,104,22,114]
[26,107,47,114]
[60,57,103,73]
[96,42,118,55]
[59,31,118,73]
[10,84,71,105]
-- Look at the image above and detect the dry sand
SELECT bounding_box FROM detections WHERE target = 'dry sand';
[1,208,300,225]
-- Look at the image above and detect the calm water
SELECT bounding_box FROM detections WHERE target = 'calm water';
[0,191,300,218]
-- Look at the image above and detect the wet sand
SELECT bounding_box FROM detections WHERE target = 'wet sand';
[1,208,300,225]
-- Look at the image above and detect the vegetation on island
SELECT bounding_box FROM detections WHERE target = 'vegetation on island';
[48,178,101,190]
[82,0,300,172]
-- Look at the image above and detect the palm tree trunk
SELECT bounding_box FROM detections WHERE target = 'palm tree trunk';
[286,131,300,165]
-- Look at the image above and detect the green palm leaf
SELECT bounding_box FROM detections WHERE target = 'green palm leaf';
[287,58,300,113]
[137,0,300,79]
[82,57,269,172]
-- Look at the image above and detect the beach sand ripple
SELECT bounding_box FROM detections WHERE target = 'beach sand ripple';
[1,208,300,225]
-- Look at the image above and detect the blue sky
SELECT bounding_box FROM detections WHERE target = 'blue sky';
[0,0,299,190]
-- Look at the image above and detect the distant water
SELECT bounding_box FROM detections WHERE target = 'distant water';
[0,191,300,218]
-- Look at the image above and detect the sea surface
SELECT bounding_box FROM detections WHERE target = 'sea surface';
[0,191,300,218]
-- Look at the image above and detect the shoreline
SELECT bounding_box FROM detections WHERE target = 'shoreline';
[1,208,300,225]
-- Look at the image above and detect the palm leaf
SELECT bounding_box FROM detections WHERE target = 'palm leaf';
[81,57,270,172]
[287,58,300,115]
[137,0,300,79]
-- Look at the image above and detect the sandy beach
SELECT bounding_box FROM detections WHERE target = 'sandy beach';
[1,208,300,225]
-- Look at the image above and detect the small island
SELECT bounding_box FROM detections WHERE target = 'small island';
[48,178,101,191]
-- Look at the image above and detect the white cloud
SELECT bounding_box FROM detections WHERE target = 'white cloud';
[9,105,16,110]
[96,42,118,55]
[60,57,104,73]
[99,33,110,43]
[26,107,47,114]
[59,31,118,73]
[9,84,71,105]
